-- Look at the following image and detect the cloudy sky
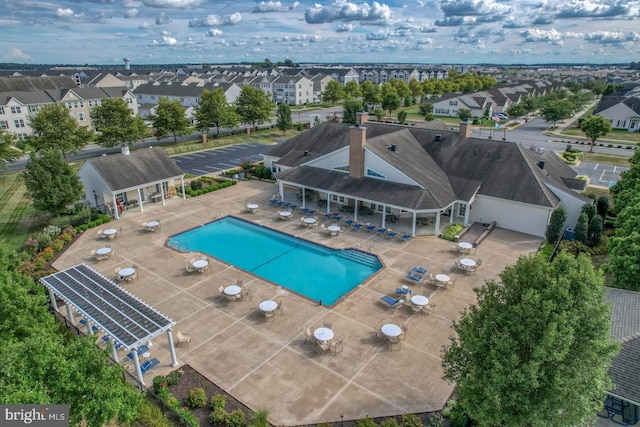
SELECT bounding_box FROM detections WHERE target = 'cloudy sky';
[1,0,639,65]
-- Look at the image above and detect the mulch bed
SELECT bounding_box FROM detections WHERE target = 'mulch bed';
[164,364,450,427]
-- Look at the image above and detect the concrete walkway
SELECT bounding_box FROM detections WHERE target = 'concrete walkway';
[53,180,542,426]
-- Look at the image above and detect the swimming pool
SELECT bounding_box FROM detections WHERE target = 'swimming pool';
[168,217,382,305]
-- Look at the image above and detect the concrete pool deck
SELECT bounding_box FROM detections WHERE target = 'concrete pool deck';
[52,180,543,426]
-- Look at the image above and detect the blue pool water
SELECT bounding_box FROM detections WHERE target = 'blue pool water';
[168,217,382,305]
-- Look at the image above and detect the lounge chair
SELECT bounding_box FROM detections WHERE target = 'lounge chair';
[351,223,363,231]
[380,295,404,310]
[412,266,428,275]
[376,227,387,236]
[176,331,191,346]
[404,273,423,283]
[101,335,122,349]
[394,287,412,297]
[400,233,412,242]
[365,224,377,232]
[323,212,333,219]
[332,215,343,222]
[125,345,149,362]
[343,218,354,226]
[386,231,398,239]
[140,357,160,374]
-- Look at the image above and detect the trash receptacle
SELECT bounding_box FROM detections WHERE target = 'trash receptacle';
[565,229,574,241]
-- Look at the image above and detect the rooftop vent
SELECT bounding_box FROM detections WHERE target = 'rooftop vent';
[304,150,309,156]
[388,144,398,152]
[435,134,442,142]
[538,161,545,170]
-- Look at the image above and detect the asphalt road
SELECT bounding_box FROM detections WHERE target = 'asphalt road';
[573,161,628,189]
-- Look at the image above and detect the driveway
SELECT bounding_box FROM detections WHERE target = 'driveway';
[572,161,628,188]
[52,181,543,426]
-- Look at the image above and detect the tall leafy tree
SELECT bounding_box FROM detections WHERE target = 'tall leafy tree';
[381,92,400,117]
[574,212,588,244]
[194,88,239,135]
[0,244,143,426]
[361,80,381,110]
[151,97,191,143]
[344,80,362,99]
[27,104,92,157]
[408,78,423,104]
[235,85,274,129]
[342,98,365,124]
[322,80,344,104]
[545,206,567,243]
[457,108,472,121]
[91,98,148,147]
[442,252,619,427]
[580,115,612,152]
[541,99,574,127]
[419,102,434,121]
[275,103,292,135]
[0,129,20,168]
[22,150,83,214]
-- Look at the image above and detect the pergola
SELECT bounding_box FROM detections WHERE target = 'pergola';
[40,264,178,385]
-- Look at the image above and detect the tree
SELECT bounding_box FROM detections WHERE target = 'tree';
[596,196,609,219]
[574,212,589,244]
[322,80,344,104]
[408,78,423,104]
[0,129,20,168]
[276,103,292,135]
[589,214,603,246]
[506,103,528,120]
[151,97,191,143]
[373,108,384,121]
[580,115,612,152]
[22,150,83,215]
[541,99,574,127]
[361,80,381,110]
[91,98,148,147]
[381,92,400,117]
[397,110,407,124]
[342,98,364,124]
[608,232,640,291]
[419,102,434,121]
[194,88,239,135]
[442,252,619,427]
[344,80,362,99]
[545,206,567,243]
[0,244,143,426]
[27,104,92,157]
[457,108,472,122]
[235,85,274,129]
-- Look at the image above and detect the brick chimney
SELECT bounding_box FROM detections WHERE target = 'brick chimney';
[349,124,366,178]
[356,111,369,125]
[459,120,472,138]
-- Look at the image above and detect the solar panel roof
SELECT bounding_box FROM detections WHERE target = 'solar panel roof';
[40,264,175,350]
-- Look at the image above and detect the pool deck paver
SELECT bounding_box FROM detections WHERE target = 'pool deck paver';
[52,180,542,426]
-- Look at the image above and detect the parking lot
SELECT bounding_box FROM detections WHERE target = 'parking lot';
[572,161,628,188]
[171,142,273,176]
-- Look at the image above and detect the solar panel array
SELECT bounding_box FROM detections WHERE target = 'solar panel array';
[40,264,175,350]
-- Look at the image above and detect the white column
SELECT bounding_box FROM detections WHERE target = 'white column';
[464,204,470,226]
[160,184,166,205]
[112,194,120,219]
[110,343,119,363]
[353,199,359,222]
[180,177,186,200]
[326,194,331,213]
[411,211,417,236]
[65,304,75,326]
[48,289,59,312]
[449,206,454,224]
[138,188,144,212]
[382,210,387,228]
[86,319,94,335]
[435,212,441,235]
[167,330,179,367]
[301,188,306,208]
[133,351,144,385]
[278,181,284,200]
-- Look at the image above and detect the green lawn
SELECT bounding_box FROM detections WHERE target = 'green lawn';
[0,172,47,251]
[559,126,640,144]
[581,153,631,167]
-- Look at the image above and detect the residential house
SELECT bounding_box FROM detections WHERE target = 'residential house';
[77,147,185,219]
[311,74,332,103]
[133,81,241,110]
[271,75,314,105]
[595,95,640,131]
[431,93,493,118]
[263,113,589,237]
[601,288,640,425]
[0,86,137,138]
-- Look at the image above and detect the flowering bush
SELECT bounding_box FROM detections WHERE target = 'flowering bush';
[33,254,47,270]
[24,238,39,255]
[42,224,62,238]
[50,239,65,252]
[41,247,55,261]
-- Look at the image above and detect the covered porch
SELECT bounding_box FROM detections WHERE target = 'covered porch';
[275,183,470,237]
[104,178,187,219]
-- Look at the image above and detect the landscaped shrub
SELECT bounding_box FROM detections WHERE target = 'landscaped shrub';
[428,414,444,427]
[225,409,246,427]
[152,376,168,394]
[379,419,399,427]
[50,239,64,252]
[185,388,207,408]
[400,414,422,427]
[356,417,378,427]
[210,407,227,426]
[210,394,226,410]
[88,221,97,228]
[135,400,174,427]
[440,224,464,241]
[166,369,183,385]
[190,180,204,190]
[538,244,554,261]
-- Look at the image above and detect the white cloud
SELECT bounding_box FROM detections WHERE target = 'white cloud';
[141,0,202,8]
[366,28,390,40]
[4,47,32,61]
[189,13,242,27]
[305,1,393,24]
[124,9,139,18]
[139,21,152,29]
[336,23,354,32]
[520,28,565,44]
[585,30,640,43]
[253,1,299,13]
[54,8,83,18]
[150,35,178,45]
[156,13,171,25]
[206,28,223,36]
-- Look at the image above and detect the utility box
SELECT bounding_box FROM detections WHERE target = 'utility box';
[565,229,575,241]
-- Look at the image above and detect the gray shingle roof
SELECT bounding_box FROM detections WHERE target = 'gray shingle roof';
[606,288,640,341]
[85,147,184,192]
[0,76,77,92]
[267,122,580,210]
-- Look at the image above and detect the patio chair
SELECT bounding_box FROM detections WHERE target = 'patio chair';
[236,279,244,287]
[264,310,275,321]
[242,287,252,300]
[400,233,412,242]
[276,300,283,314]
[330,339,343,355]
[411,304,424,314]
[399,324,408,340]
[476,259,483,269]
[386,230,398,239]
[351,223,363,231]
[176,330,191,347]
[114,267,124,282]
[379,295,404,310]
[395,287,412,297]
[365,224,377,232]
[376,227,387,236]
[315,341,330,355]
[411,266,427,275]
[140,358,160,374]
[226,294,237,303]
[97,229,106,239]
[425,304,437,316]
[185,262,195,273]
[387,336,401,351]
[404,273,423,283]
[304,327,313,344]
[218,285,225,297]
[323,322,333,330]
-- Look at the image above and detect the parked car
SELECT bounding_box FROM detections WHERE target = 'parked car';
[497,113,508,120]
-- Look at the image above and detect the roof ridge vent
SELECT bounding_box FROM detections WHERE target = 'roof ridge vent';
[435,134,442,142]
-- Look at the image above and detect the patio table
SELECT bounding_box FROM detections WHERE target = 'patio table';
[411,295,429,307]
[279,211,292,220]
[435,274,450,284]
[103,228,118,238]
[259,300,277,312]
[381,324,401,338]
[146,221,160,230]
[314,327,334,342]
[192,259,208,272]
[246,203,259,213]
[303,217,316,226]
[327,225,340,235]
[224,285,242,296]
[96,247,112,256]
[119,268,135,279]
[459,258,476,268]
